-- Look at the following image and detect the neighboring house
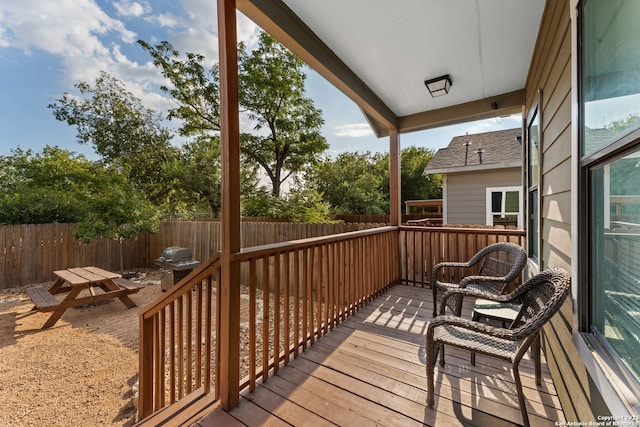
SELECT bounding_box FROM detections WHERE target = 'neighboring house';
[424,128,522,227]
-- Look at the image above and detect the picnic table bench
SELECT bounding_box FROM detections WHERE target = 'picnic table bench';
[27,266,144,329]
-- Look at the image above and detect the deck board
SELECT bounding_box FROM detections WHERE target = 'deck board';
[194,284,565,427]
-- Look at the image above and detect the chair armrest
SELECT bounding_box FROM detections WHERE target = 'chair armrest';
[431,261,471,284]
[438,287,515,315]
[426,314,516,343]
[459,275,510,289]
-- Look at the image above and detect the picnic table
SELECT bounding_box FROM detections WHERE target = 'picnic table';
[26,266,144,329]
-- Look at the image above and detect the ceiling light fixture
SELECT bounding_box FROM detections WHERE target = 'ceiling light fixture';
[424,74,452,97]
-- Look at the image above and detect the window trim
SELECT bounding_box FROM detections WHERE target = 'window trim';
[485,186,522,227]
[576,0,640,414]
[526,92,542,265]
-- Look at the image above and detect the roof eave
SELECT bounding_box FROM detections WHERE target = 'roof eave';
[425,162,522,175]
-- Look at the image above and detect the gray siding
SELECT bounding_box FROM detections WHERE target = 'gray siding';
[445,168,521,225]
[525,0,610,421]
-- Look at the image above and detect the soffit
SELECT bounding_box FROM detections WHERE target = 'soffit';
[239,0,545,135]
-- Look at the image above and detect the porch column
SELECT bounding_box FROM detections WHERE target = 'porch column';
[217,0,241,410]
[389,128,401,226]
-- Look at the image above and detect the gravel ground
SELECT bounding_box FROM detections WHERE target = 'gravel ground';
[0,269,164,427]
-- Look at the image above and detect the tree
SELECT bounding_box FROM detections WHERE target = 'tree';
[48,71,177,204]
[379,146,442,210]
[73,165,160,274]
[138,40,220,137]
[0,147,92,224]
[240,181,331,223]
[309,152,387,215]
[139,32,328,199]
[239,32,328,197]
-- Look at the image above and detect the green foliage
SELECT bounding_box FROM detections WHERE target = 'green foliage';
[606,114,640,137]
[308,147,442,216]
[309,152,387,215]
[241,187,283,218]
[48,71,178,204]
[0,147,94,224]
[163,137,223,217]
[72,167,159,243]
[0,147,159,241]
[279,184,331,223]
[241,183,331,223]
[138,40,220,136]
[379,146,442,208]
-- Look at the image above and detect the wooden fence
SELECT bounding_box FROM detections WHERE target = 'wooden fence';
[0,221,383,290]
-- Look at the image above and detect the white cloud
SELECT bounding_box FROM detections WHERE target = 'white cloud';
[334,123,374,138]
[114,1,149,18]
[0,0,138,86]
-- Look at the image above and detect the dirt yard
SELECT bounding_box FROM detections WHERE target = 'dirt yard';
[0,269,165,427]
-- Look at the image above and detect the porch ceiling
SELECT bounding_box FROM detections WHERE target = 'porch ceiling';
[237,0,545,137]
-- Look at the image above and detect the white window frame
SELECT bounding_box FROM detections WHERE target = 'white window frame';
[485,186,522,227]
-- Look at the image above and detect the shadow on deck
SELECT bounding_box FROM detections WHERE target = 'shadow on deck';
[193,283,564,426]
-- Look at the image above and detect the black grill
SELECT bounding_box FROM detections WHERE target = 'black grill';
[155,246,199,290]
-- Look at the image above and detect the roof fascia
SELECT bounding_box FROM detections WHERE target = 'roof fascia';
[425,162,522,175]
[237,0,398,131]
[399,89,525,134]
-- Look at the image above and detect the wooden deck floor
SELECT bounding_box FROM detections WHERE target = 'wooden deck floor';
[195,284,565,427]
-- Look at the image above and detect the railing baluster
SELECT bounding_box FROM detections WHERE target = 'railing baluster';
[207,274,214,397]
[195,282,202,389]
[302,248,308,350]
[177,295,184,399]
[169,300,176,404]
[283,252,290,365]
[293,249,300,357]
[274,252,280,373]
[262,255,270,381]
[186,290,193,394]
[308,246,315,345]
[249,258,257,391]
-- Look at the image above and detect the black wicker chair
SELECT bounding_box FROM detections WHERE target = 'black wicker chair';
[425,268,571,427]
[431,241,527,317]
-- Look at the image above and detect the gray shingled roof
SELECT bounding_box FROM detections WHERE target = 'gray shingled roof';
[424,128,522,173]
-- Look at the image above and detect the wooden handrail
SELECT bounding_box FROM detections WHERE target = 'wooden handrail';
[233,226,398,261]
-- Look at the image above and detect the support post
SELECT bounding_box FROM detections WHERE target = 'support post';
[389,128,401,226]
[217,0,241,410]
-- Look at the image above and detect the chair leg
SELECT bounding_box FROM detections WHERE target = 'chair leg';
[471,311,479,365]
[432,286,438,317]
[426,342,436,406]
[513,360,531,427]
[533,333,541,386]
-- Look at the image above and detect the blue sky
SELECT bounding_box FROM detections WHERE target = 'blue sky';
[0,0,521,161]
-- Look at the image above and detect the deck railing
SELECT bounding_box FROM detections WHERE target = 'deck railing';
[137,226,400,420]
[137,225,526,421]
[400,225,526,286]
[138,253,222,418]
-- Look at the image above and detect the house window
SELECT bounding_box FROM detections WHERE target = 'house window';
[486,187,522,227]
[581,0,640,389]
[527,102,541,262]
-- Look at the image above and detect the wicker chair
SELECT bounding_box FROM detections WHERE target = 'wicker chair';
[431,241,527,317]
[425,268,571,427]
